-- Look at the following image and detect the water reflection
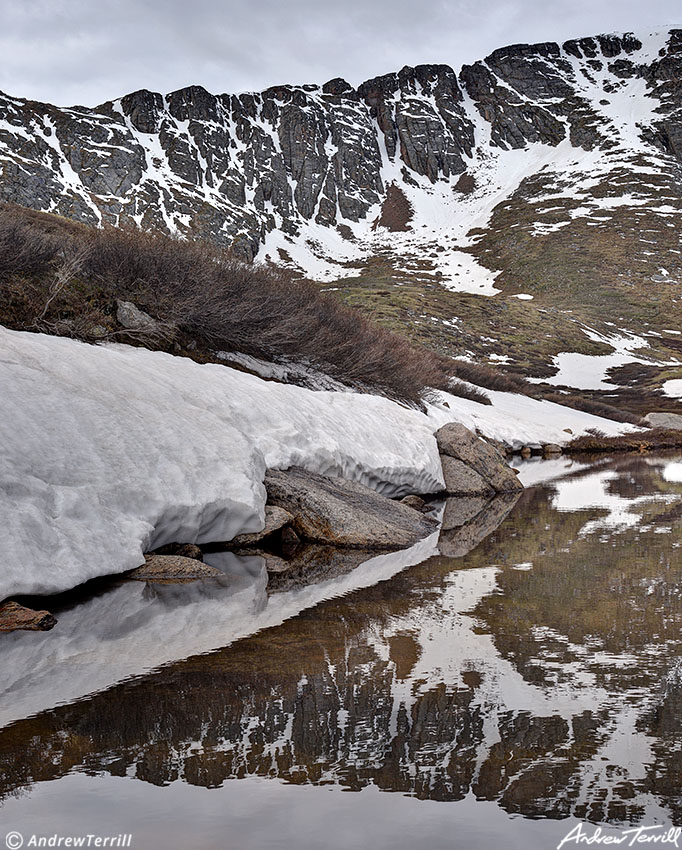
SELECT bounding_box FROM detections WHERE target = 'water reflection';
[1,454,681,831]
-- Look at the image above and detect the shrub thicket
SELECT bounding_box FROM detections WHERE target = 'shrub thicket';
[0,204,491,407]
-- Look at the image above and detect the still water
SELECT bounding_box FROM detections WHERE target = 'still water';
[1,453,682,850]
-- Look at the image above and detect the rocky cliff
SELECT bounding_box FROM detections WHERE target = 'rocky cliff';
[2,30,682,270]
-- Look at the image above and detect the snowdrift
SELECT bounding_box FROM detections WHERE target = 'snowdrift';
[0,327,634,598]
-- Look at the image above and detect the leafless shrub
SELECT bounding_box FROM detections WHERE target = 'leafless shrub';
[450,360,529,394]
[0,215,62,281]
[451,358,641,423]
[0,203,642,416]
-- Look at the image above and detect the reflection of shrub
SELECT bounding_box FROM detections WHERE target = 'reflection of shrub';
[0,203,486,407]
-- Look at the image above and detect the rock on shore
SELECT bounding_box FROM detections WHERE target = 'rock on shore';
[435,423,524,495]
[265,467,437,549]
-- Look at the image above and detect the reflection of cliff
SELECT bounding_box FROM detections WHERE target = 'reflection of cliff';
[1,456,681,824]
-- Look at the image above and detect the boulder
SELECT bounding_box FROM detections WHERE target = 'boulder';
[542,444,562,456]
[644,412,682,430]
[264,467,437,549]
[116,300,161,332]
[230,505,294,547]
[435,423,523,493]
[128,554,222,583]
[441,456,495,496]
[0,601,57,632]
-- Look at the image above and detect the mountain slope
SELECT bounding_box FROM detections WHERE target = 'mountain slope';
[1,29,681,401]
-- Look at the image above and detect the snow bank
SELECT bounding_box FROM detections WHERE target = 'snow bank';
[0,327,443,598]
[0,327,635,598]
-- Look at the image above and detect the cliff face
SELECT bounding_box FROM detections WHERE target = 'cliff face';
[2,30,682,267]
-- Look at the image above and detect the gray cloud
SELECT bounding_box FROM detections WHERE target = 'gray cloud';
[0,0,680,106]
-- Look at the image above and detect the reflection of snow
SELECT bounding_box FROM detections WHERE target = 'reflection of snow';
[552,467,679,535]
[0,532,440,730]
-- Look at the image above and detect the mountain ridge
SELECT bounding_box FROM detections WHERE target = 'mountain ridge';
[1,29,678,261]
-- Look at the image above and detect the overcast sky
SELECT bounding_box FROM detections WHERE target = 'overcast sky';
[1,0,680,107]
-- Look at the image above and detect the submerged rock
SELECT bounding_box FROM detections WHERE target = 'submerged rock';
[0,601,57,632]
[233,549,292,574]
[127,555,222,583]
[265,467,437,549]
[265,544,379,593]
[230,505,294,547]
[435,423,523,493]
[400,494,427,511]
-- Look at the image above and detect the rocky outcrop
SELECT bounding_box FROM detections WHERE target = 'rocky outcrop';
[436,423,524,495]
[264,467,437,549]
[0,601,57,631]
[127,554,222,583]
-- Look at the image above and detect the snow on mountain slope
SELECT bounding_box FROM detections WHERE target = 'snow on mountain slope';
[0,327,634,599]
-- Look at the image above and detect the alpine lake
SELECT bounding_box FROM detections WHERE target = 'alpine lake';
[2,451,682,850]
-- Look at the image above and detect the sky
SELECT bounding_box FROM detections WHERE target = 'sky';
[0,0,680,107]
